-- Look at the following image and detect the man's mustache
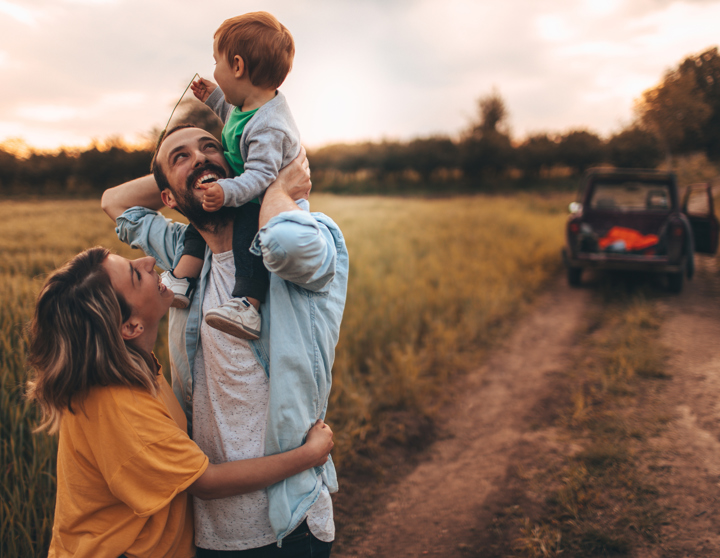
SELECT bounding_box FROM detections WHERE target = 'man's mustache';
[185,162,227,191]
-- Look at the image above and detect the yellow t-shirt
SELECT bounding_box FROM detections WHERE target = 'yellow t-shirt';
[48,364,209,558]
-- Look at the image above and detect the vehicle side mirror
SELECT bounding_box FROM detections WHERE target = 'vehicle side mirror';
[569,202,582,214]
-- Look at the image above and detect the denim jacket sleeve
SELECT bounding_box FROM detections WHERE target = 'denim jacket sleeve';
[115,206,187,271]
[250,210,337,292]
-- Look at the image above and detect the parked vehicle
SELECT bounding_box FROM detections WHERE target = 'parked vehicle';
[562,169,718,292]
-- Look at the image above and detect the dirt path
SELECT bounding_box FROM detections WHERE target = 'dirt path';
[338,279,591,557]
[336,257,720,557]
[639,257,720,557]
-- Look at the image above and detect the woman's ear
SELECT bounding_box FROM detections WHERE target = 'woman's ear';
[121,318,144,341]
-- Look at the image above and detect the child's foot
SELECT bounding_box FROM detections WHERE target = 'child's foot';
[204,297,261,340]
[160,271,196,309]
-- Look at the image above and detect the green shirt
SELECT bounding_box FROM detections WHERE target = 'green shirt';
[221,106,260,176]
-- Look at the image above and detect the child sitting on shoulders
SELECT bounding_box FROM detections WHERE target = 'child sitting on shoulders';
[161,11,307,340]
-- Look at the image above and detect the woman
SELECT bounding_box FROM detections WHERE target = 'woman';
[27,247,333,558]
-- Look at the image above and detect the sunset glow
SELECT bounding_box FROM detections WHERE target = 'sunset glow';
[0,0,719,151]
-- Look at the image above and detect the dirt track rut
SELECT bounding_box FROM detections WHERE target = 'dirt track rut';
[338,257,720,557]
[339,280,591,557]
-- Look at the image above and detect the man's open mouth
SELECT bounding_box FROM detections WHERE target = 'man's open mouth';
[186,162,227,192]
[194,171,220,190]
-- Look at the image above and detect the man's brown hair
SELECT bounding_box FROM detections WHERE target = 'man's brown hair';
[215,12,295,90]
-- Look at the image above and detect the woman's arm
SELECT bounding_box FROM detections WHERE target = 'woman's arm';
[187,420,333,500]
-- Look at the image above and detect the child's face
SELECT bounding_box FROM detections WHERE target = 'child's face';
[212,37,246,106]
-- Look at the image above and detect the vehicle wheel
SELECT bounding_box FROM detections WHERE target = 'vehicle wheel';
[667,271,683,293]
[567,267,582,287]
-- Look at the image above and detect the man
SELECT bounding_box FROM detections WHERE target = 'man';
[101,125,348,557]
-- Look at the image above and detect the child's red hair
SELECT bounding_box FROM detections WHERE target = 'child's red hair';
[215,12,295,90]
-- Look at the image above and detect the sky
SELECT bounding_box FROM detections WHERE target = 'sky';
[0,0,719,151]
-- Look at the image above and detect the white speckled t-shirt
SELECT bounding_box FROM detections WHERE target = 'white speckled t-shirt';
[192,250,333,551]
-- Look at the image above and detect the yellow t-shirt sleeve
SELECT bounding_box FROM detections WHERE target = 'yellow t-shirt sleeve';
[85,385,209,517]
[109,430,209,517]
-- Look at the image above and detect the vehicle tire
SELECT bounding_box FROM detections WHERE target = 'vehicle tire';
[567,267,582,287]
[667,271,683,293]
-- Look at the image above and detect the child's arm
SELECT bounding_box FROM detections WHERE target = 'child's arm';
[218,127,294,208]
[199,182,225,212]
[199,147,309,213]
[204,85,234,124]
[190,77,217,103]
[199,129,297,211]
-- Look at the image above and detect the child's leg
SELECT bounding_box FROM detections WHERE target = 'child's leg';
[161,224,205,308]
[173,255,204,279]
[203,204,268,339]
[229,203,269,305]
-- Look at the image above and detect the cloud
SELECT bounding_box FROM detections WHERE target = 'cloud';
[0,0,719,148]
[0,0,37,25]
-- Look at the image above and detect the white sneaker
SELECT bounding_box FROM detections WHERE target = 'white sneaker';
[204,297,261,340]
[160,271,196,309]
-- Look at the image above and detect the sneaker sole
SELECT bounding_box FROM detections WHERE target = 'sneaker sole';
[171,297,190,309]
[204,313,260,340]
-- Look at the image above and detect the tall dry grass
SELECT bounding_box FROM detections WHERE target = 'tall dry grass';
[1,193,569,556]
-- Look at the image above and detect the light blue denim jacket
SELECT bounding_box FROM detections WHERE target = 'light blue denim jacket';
[115,207,348,543]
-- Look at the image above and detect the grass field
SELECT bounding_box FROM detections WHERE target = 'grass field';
[0,193,569,556]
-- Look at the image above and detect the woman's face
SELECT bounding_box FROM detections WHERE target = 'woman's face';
[103,254,174,329]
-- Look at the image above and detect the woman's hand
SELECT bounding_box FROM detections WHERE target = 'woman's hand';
[304,419,334,467]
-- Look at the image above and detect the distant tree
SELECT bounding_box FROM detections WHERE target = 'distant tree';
[173,99,223,140]
[73,142,152,193]
[516,133,559,178]
[635,46,720,159]
[606,127,663,169]
[0,148,17,191]
[557,130,605,174]
[460,90,513,181]
[405,137,459,181]
[472,91,508,135]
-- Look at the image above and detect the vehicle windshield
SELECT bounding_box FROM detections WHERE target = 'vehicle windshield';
[589,181,672,211]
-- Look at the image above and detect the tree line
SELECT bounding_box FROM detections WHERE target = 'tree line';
[309,46,720,193]
[1,46,718,197]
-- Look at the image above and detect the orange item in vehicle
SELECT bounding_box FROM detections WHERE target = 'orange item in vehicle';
[598,226,659,251]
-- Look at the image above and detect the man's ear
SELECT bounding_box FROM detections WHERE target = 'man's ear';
[161,189,177,210]
[120,318,144,341]
[232,55,245,78]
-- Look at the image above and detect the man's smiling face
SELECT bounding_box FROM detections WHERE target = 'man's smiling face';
[156,127,234,230]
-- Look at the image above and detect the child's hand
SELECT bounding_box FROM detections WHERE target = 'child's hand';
[304,420,334,467]
[200,182,224,212]
[191,77,218,102]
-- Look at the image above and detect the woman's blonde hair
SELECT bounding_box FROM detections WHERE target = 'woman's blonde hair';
[26,247,158,433]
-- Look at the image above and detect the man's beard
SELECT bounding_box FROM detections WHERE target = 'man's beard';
[174,162,235,233]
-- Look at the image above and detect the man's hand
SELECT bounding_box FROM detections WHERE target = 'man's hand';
[199,182,224,212]
[303,420,334,467]
[191,77,218,103]
[259,148,312,228]
[270,146,312,201]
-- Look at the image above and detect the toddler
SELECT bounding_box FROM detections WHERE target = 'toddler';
[161,11,307,340]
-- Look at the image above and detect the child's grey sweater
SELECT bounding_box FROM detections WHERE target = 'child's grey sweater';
[205,88,307,210]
